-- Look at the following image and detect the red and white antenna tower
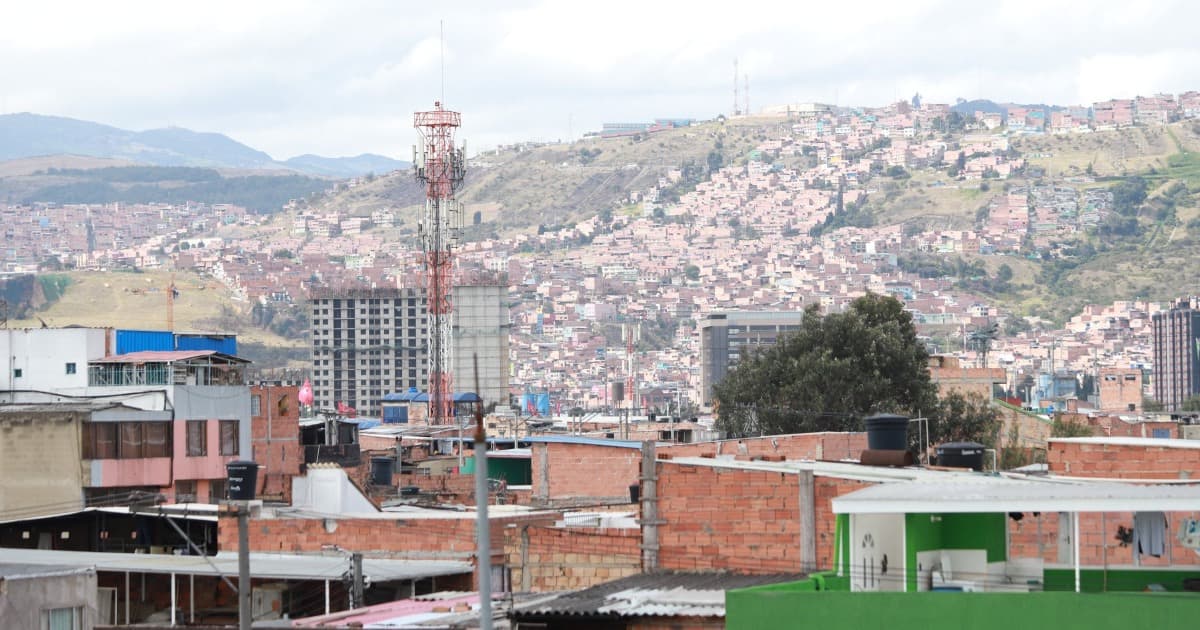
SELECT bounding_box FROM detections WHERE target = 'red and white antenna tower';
[414,102,466,424]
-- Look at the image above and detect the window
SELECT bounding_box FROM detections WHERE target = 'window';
[84,423,118,459]
[251,394,262,417]
[208,479,227,503]
[219,420,239,456]
[43,606,82,630]
[13,368,21,378]
[65,362,76,375]
[186,420,207,456]
[119,423,143,459]
[143,422,171,458]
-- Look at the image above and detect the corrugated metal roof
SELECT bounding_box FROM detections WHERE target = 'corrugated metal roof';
[511,571,807,620]
[92,350,217,363]
[291,592,480,627]
[0,563,94,580]
[525,435,645,449]
[0,548,471,582]
[833,478,1200,514]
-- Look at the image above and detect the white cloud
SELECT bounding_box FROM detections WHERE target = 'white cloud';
[3,0,1200,157]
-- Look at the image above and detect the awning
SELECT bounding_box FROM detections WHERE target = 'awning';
[832,478,1200,514]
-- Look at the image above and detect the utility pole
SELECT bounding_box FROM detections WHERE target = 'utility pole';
[237,503,250,630]
[351,553,364,609]
[471,355,493,630]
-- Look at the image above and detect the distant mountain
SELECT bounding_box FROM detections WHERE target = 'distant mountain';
[0,113,405,177]
[283,153,410,178]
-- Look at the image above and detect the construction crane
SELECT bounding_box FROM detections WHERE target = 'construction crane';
[413,102,466,424]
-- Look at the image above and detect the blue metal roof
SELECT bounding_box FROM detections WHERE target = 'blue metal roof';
[381,390,482,403]
[524,435,645,449]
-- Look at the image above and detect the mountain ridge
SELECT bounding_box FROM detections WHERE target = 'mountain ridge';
[0,112,409,177]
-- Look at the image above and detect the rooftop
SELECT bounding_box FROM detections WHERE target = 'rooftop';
[511,571,807,621]
[0,548,471,583]
[1049,436,1200,450]
[832,478,1200,514]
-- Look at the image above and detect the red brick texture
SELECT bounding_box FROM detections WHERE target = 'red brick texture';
[531,442,643,508]
[653,461,878,574]
[504,525,642,591]
[216,512,557,562]
[660,432,867,462]
[1047,439,1200,479]
[250,385,303,502]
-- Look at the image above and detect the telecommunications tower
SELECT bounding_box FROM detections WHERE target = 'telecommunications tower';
[414,102,466,424]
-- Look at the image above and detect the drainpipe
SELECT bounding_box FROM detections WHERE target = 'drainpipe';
[640,441,659,571]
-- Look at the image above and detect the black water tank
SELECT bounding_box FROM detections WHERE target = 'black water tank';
[370,457,395,486]
[864,414,909,450]
[226,461,258,501]
[937,442,986,471]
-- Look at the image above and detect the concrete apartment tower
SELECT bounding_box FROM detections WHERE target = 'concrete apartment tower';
[699,311,806,406]
[1151,298,1200,411]
[309,282,509,418]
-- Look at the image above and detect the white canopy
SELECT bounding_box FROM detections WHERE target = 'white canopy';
[832,478,1200,514]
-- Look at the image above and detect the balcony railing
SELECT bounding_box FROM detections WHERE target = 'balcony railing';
[304,443,361,468]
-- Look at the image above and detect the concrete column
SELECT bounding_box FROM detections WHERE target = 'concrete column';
[640,441,659,571]
[798,470,816,573]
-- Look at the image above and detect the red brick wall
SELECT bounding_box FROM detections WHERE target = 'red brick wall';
[1048,439,1200,479]
[504,525,641,591]
[1007,511,1200,567]
[654,461,878,574]
[216,512,557,561]
[656,462,801,573]
[660,432,867,461]
[250,385,303,502]
[531,442,643,507]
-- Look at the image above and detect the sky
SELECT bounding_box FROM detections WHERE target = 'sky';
[4,0,1200,159]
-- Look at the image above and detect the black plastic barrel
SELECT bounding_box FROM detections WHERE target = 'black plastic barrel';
[370,457,395,486]
[936,442,986,471]
[864,414,909,450]
[226,461,258,501]
[629,483,641,504]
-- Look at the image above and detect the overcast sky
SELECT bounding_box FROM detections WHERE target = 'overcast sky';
[4,0,1200,159]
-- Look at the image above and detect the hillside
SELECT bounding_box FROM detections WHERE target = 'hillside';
[0,113,406,178]
[310,117,775,236]
[5,271,307,368]
[0,162,333,213]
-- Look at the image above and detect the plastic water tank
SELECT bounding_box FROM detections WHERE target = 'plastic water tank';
[936,442,986,471]
[864,414,909,450]
[225,461,258,501]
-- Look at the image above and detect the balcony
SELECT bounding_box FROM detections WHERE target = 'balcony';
[303,443,361,468]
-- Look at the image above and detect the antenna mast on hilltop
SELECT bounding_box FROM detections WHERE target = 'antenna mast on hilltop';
[414,102,466,425]
[733,59,740,116]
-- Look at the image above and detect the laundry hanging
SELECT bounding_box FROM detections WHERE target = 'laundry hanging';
[1133,511,1167,558]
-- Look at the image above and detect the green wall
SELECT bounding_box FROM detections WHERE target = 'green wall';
[460,456,532,485]
[1044,568,1200,593]
[902,513,1008,590]
[726,591,1200,630]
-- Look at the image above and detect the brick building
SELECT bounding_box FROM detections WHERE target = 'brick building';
[250,383,303,501]
[1098,367,1144,412]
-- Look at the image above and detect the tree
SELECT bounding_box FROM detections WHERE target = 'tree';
[713,294,938,437]
[1051,414,1094,437]
[1143,397,1165,412]
[683,264,700,281]
[928,391,1001,448]
[996,263,1014,283]
[1181,395,1200,412]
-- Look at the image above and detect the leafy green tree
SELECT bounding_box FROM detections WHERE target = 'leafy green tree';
[929,391,1001,448]
[683,264,700,281]
[996,263,1013,283]
[1181,395,1200,412]
[1051,414,1094,437]
[1143,397,1165,412]
[713,294,938,437]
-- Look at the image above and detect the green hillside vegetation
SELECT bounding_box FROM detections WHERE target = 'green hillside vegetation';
[0,164,332,212]
[7,271,305,352]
